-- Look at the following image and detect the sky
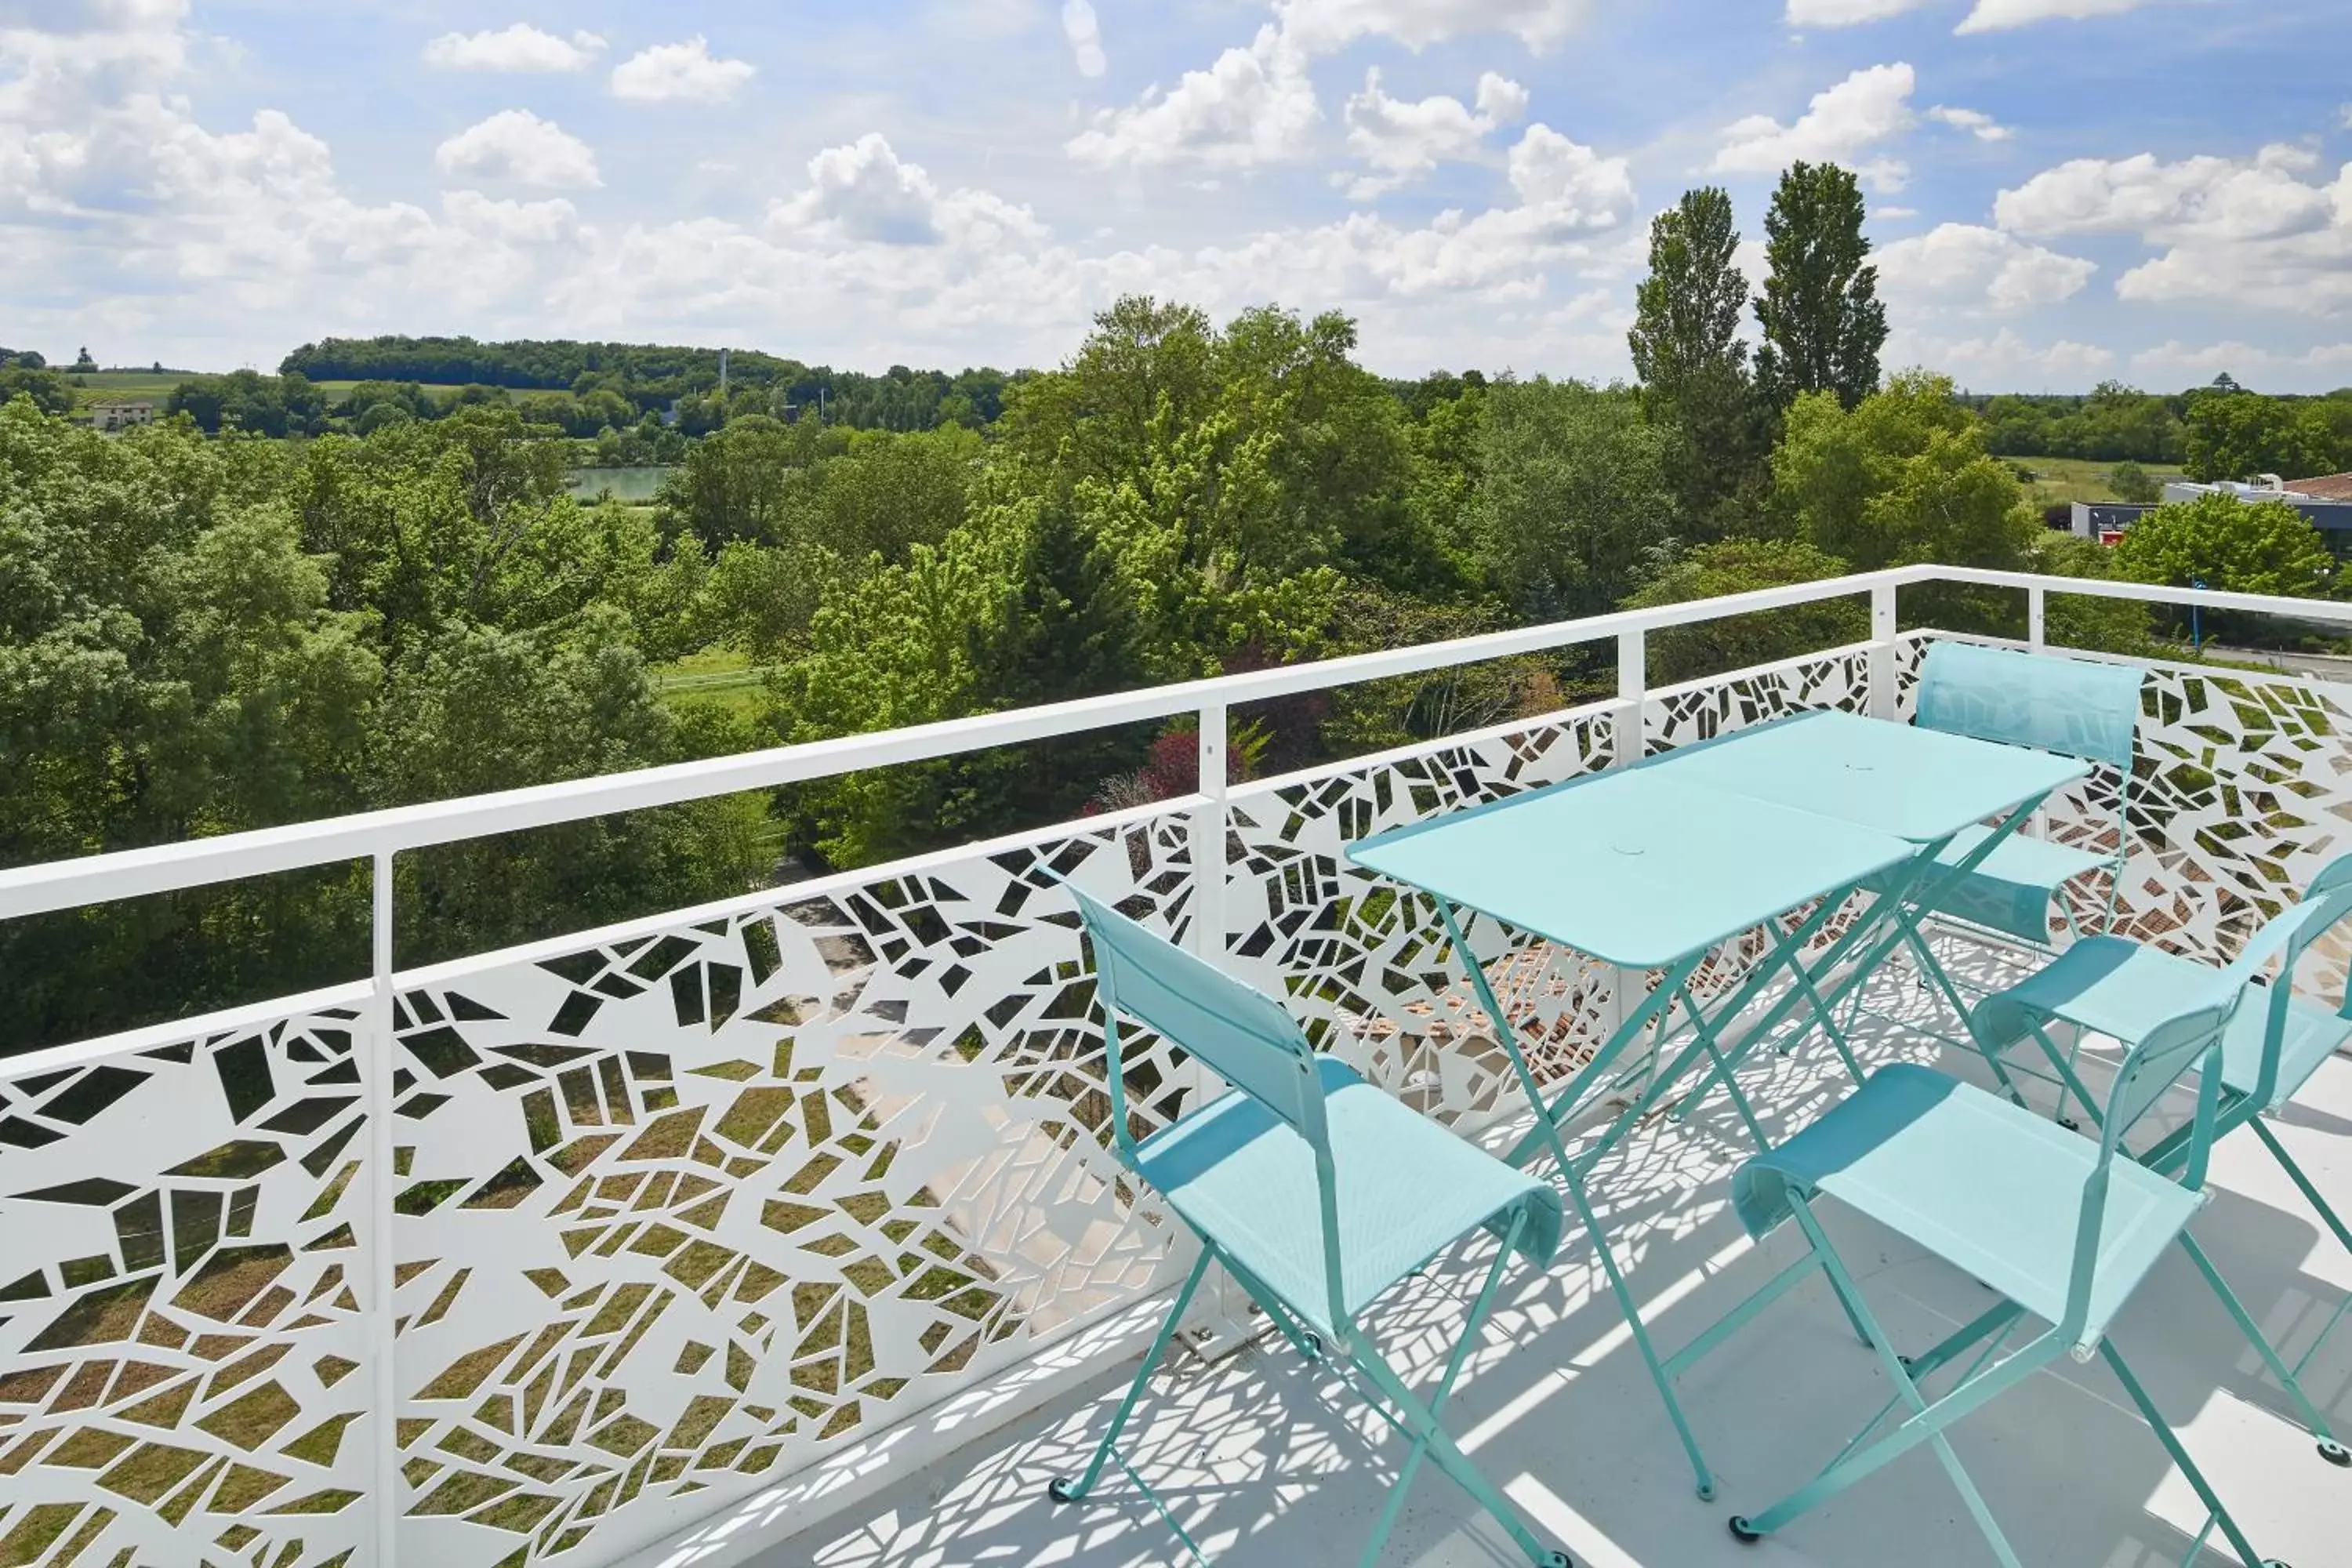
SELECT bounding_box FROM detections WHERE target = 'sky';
[2,0,2349,391]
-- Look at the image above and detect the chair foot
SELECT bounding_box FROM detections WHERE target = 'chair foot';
[1301,1331,1325,1363]
[1046,1476,1083,1503]
[1728,1515,1763,1544]
[1538,1552,1573,1568]
[2320,1439,2350,1468]
[1696,1479,1717,1502]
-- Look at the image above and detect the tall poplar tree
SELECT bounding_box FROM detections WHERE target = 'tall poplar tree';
[1755,162,1887,414]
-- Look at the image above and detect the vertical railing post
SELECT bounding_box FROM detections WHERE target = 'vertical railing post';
[368,851,400,1568]
[1192,702,1229,960]
[1614,626,1646,768]
[2028,585,2047,653]
[1868,583,1899,720]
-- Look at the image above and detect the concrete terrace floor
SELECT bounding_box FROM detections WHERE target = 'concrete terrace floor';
[728,937,2352,1568]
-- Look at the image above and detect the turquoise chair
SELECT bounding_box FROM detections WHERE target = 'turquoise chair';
[1907,640,2145,953]
[1969,852,2352,1468]
[1052,887,1573,1568]
[1694,995,2292,1567]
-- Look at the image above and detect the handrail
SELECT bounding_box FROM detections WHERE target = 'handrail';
[1,562,2339,922]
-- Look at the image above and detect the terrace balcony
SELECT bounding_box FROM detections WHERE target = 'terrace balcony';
[1,566,2347,1568]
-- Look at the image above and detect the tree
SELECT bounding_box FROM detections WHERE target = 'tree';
[1620,538,1867,683]
[72,347,96,372]
[2183,391,2335,483]
[0,368,74,416]
[2107,460,2161,504]
[1475,379,1675,622]
[1630,186,1764,538]
[2111,493,2332,601]
[1772,372,2038,632]
[1755,162,1887,415]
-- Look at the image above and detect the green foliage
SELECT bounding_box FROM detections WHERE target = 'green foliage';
[2029,535,2157,657]
[2111,492,2333,600]
[1755,162,1887,415]
[2183,390,2338,483]
[1629,186,1764,537]
[2107,459,2161,504]
[0,401,761,1051]
[1621,538,1866,683]
[1773,373,2037,572]
[166,370,328,437]
[1977,382,2184,464]
[281,336,1016,432]
[0,370,74,416]
[1475,378,1675,622]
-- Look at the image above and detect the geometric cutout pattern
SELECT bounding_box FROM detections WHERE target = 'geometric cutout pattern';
[0,1012,373,1568]
[12,627,2341,1568]
[387,814,1200,1566]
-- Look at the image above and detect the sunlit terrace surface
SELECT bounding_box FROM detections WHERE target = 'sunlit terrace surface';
[2,567,2349,1568]
[719,938,2352,1568]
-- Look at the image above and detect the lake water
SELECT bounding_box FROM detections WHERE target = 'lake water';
[564,466,673,504]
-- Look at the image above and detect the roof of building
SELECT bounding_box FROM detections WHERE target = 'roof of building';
[2287,472,2352,501]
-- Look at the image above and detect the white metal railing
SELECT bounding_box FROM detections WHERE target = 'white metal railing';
[5,564,2352,1568]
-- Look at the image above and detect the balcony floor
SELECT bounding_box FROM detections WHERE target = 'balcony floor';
[738,937,2352,1568]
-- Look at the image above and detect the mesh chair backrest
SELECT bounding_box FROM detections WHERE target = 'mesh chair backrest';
[2103,993,2238,1144]
[1069,887,1322,1142]
[1915,641,2144,770]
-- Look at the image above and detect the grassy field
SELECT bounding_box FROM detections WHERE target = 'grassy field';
[652,647,779,723]
[67,370,191,408]
[1998,455,2186,509]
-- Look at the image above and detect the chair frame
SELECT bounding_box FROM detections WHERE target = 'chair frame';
[1994,856,2352,1470]
[1701,1000,2292,1568]
[1050,887,1571,1568]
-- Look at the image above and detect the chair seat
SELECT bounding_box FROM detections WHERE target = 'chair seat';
[1973,935,2352,1111]
[1732,1064,2204,1354]
[1134,1058,1563,1339]
[1893,825,2114,945]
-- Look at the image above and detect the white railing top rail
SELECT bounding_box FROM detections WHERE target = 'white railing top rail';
[2,563,2343,922]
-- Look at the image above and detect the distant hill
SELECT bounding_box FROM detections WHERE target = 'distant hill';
[279,336,1020,430]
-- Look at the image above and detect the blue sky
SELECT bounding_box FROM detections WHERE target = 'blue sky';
[2,0,2348,390]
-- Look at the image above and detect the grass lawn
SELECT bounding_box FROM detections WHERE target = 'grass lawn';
[67,370,191,407]
[1996,454,2186,509]
[652,647,780,724]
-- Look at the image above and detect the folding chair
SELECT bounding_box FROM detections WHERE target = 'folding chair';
[1691,993,2292,1568]
[1970,851,2352,1468]
[1846,640,2144,1101]
[1051,887,1573,1568]
[1905,640,2144,953]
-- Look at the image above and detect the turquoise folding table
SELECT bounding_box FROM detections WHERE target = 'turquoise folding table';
[1346,706,2089,1500]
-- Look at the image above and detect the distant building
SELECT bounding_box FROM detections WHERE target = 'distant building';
[2068,502,2156,543]
[2285,472,2352,503]
[2074,475,2352,557]
[89,399,155,432]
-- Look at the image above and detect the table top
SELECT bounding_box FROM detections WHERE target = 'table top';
[1347,765,1915,971]
[1646,709,2089,844]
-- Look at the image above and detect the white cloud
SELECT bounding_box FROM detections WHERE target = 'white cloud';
[610,36,756,103]
[1477,72,1531,122]
[770,132,1045,249]
[2126,339,2352,383]
[1956,0,2154,32]
[1888,327,2114,387]
[1785,0,1930,24]
[1066,26,1317,171]
[1875,205,1918,218]
[1061,1,1106,78]
[434,110,601,191]
[1275,0,1590,53]
[1710,62,1916,193]
[1996,143,2352,315]
[1926,104,2013,141]
[1876,222,2095,310]
[1339,68,1525,198]
[423,25,604,73]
